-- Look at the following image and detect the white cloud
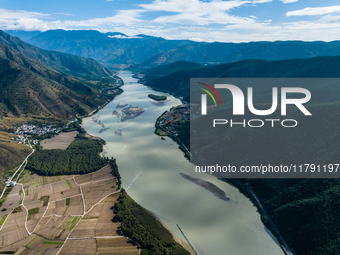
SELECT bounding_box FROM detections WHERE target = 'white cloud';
[138,0,272,27]
[108,34,142,39]
[287,5,340,17]
[280,0,298,4]
[54,13,74,16]
[1,1,340,43]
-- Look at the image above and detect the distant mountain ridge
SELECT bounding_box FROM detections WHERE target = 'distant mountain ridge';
[25,29,193,67]
[14,29,340,69]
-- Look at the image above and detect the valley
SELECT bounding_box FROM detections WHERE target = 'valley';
[1,23,340,255]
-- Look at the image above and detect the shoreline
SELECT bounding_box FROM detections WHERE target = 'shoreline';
[145,208,196,255]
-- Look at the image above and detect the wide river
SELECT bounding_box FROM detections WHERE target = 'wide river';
[83,71,283,255]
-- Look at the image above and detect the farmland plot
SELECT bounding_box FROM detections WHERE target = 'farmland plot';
[0,165,137,254]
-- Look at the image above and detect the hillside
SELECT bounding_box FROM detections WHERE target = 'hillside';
[0,131,31,193]
[0,30,112,79]
[145,55,340,101]
[0,31,118,120]
[141,60,203,82]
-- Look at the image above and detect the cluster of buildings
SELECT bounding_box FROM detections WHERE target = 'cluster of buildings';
[158,105,190,136]
[14,124,62,143]
[5,178,16,187]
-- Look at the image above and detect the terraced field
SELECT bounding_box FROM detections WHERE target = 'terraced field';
[0,165,140,255]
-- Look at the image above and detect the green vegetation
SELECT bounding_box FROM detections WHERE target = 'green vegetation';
[0,251,15,254]
[0,214,8,225]
[148,94,167,101]
[145,55,340,102]
[62,119,86,133]
[13,206,22,213]
[232,179,340,255]
[43,177,47,185]
[28,207,40,215]
[142,61,202,82]
[115,190,190,255]
[66,180,73,189]
[40,196,49,207]
[0,131,31,194]
[43,241,64,245]
[109,158,121,189]
[66,198,71,206]
[25,189,28,196]
[26,136,108,176]
[69,216,81,229]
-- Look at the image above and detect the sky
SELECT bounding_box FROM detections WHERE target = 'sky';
[1,0,340,42]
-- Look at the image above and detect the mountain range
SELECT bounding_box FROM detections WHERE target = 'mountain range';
[9,29,340,70]
[20,30,192,68]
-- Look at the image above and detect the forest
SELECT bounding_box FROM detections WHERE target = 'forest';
[148,94,167,101]
[26,134,108,176]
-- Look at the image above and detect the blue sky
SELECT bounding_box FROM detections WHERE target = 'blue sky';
[1,0,340,42]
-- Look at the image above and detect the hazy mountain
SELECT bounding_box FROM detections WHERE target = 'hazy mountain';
[142,40,340,68]
[5,30,41,41]
[23,29,340,69]
[0,31,112,119]
[26,30,193,67]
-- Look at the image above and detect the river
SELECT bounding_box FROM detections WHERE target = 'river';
[82,70,284,255]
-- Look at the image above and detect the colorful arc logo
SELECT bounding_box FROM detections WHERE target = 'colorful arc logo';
[198,82,223,106]
[199,82,222,115]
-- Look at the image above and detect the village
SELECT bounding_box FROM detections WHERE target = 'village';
[14,124,63,144]
[156,104,190,136]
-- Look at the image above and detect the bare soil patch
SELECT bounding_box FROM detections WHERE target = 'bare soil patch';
[41,131,79,150]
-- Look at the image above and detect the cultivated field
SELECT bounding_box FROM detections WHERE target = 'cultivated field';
[41,131,79,150]
[0,165,139,255]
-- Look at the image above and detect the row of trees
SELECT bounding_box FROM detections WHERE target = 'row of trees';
[115,190,190,255]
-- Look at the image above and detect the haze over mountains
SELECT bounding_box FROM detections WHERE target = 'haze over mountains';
[6,29,340,70]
